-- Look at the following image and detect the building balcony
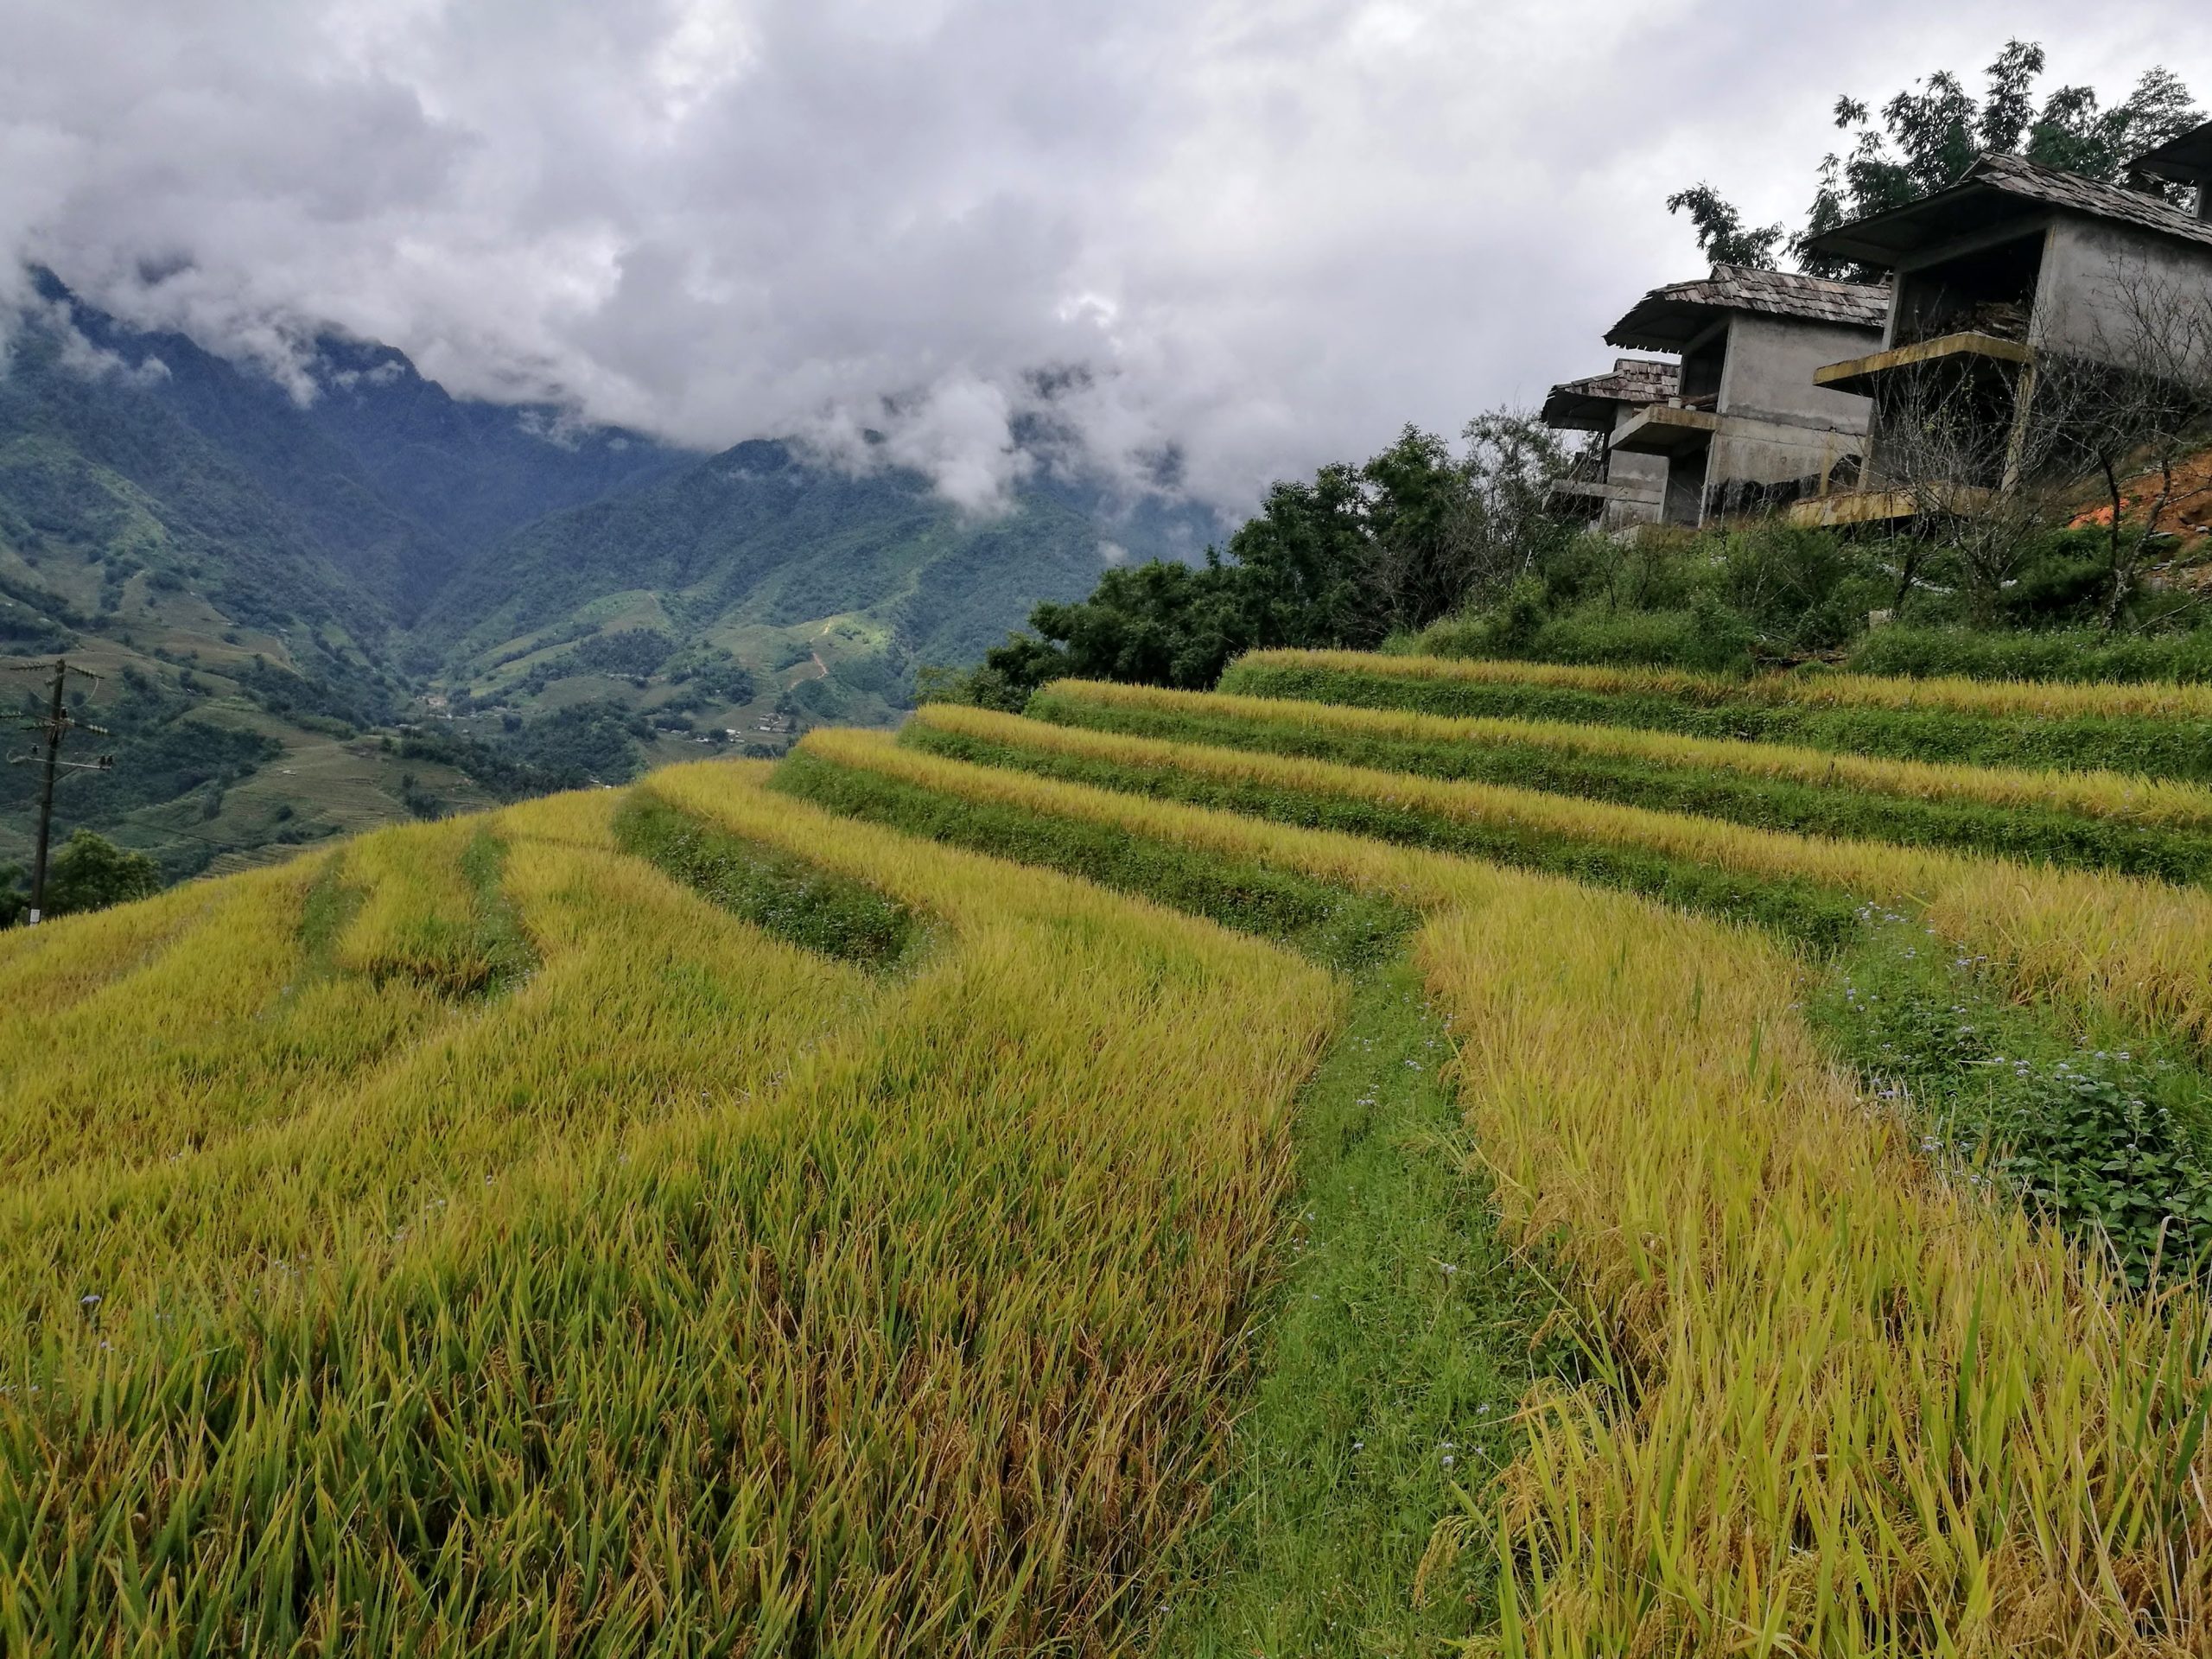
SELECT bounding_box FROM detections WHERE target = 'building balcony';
[1812,332,2034,398]
[1784,481,1996,529]
[1546,474,1653,506]
[1608,404,1725,456]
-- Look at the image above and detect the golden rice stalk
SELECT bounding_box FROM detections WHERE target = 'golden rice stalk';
[1236,645,2212,721]
[906,706,2212,1055]
[1,764,1342,1651]
[795,727,2212,1653]
[1045,677,2212,830]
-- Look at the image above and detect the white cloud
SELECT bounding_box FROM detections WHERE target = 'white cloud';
[874,371,1035,515]
[1,0,2205,512]
[1,292,168,387]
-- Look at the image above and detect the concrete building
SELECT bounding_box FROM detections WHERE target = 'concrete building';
[1789,145,2212,527]
[1540,356,1678,532]
[1599,265,1887,527]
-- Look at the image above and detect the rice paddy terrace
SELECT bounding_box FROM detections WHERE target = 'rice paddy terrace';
[13,647,2212,1653]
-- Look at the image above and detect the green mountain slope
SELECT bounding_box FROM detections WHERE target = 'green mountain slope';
[418,437,1131,738]
[2,285,1221,887]
[0,289,672,880]
[56,276,684,617]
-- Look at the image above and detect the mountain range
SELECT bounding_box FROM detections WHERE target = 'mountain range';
[0,276,1217,880]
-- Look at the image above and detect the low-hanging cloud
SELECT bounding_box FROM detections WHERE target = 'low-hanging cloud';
[2,0,2205,513]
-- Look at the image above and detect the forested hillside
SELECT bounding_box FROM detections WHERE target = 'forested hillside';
[416,437,1198,736]
[0,281,1209,882]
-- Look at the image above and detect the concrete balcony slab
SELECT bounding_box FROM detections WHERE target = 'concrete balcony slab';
[1813,332,2033,397]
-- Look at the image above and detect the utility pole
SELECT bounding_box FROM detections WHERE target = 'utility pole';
[8,658,111,925]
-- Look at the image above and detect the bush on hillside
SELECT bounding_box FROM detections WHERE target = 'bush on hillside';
[1423,588,1758,676]
[924,414,1578,708]
[1848,624,2212,684]
[1,830,162,925]
[1417,520,2212,680]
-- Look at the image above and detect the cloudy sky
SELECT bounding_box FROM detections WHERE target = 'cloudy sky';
[3,0,2207,512]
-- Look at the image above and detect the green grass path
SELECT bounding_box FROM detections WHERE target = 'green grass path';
[1151,959,1557,1653]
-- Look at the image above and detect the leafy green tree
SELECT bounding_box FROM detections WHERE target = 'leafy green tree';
[1662,184,1783,269]
[925,413,1572,707]
[34,830,161,919]
[1672,41,2202,277]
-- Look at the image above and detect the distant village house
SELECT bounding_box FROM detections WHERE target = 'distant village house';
[1789,133,2212,527]
[1539,357,1678,533]
[1598,265,1887,528]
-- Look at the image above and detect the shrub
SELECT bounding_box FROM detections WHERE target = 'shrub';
[21,830,163,918]
[1850,624,2212,684]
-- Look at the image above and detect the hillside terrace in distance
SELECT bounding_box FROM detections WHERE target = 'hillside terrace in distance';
[1539,357,1679,532]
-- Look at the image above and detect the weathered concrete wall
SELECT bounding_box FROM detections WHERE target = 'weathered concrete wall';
[2033,219,2212,383]
[1606,403,1668,516]
[1719,315,1879,432]
[1662,447,1707,526]
[1704,418,1865,522]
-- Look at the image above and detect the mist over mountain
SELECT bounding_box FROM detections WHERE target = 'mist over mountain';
[0,280,1223,879]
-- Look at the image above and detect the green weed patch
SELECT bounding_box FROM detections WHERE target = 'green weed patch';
[616,788,922,969]
[1810,908,2212,1287]
[1221,659,2212,782]
[772,750,1412,972]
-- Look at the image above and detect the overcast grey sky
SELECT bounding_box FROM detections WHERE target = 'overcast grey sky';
[3,0,2207,512]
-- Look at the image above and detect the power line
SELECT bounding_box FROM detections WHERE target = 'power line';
[8,658,113,925]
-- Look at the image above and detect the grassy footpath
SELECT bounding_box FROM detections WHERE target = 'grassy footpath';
[1030,682,2212,882]
[782,733,2212,1649]
[765,753,1560,1641]
[1222,652,2212,781]
[1152,962,1560,1655]
[636,772,1554,1639]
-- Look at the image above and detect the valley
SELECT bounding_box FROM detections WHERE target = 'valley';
[0,283,1212,881]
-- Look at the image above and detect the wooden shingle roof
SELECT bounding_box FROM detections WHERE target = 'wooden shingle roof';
[1541,358,1681,429]
[1604,266,1889,352]
[2133,120,2212,188]
[1811,150,2212,268]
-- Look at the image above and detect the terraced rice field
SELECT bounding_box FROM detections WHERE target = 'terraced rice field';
[10,649,2212,1654]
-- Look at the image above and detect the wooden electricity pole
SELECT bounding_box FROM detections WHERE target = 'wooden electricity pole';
[9,658,111,925]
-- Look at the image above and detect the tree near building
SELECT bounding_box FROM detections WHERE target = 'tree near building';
[923,413,1572,707]
[1671,41,2202,278]
[2046,263,2212,627]
[1864,258,2212,628]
